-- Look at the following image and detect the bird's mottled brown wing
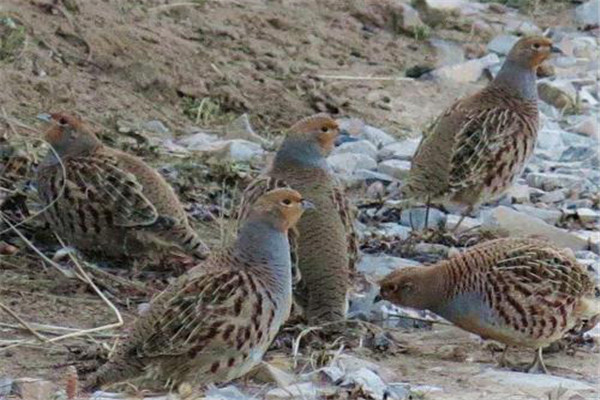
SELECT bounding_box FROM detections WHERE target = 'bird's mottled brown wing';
[447,107,529,195]
[67,155,159,227]
[331,183,359,275]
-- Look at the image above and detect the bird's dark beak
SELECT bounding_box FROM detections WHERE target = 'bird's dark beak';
[551,45,564,55]
[37,113,52,122]
[373,294,383,303]
[301,199,315,210]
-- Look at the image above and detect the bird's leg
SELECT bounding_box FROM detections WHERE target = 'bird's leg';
[526,347,549,374]
[424,196,431,230]
[497,345,512,369]
[451,205,473,233]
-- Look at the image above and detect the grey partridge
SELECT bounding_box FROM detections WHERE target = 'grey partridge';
[378,238,597,373]
[37,112,210,261]
[403,36,562,228]
[239,114,358,325]
[85,188,312,391]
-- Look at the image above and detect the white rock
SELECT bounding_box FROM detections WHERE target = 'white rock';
[482,206,589,251]
[446,214,481,232]
[266,383,319,400]
[399,207,447,230]
[570,116,599,139]
[206,385,253,400]
[341,368,387,400]
[577,208,600,223]
[504,19,541,35]
[361,125,397,147]
[378,159,411,179]
[332,140,378,159]
[538,189,567,203]
[424,0,469,10]
[224,113,270,146]
[199,140,265,162]
[328,153,377,175]
[374,223,412,240]
[513,204,562,225]
[378,138,421,160]
[143,120,169,135]
[399,3,424,32]
[487,34,519,55]
[505,184,530,203]
[430,38,465,68]
[575,0,600,27]
[432,53,500,83]
[357,254,421,280]
[526,172,584,191]
[178,131,219,149]
[474,369,595,394]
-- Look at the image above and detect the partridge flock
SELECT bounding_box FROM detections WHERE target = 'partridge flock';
[26,34,596,395]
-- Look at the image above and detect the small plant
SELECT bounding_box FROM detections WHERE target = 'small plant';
[182,96,222,125]
[0,16,26,62]
[412,24,430,41]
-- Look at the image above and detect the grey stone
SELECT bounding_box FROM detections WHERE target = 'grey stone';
[378,138,421,160]
[537,189,567,204]
[178,131,219,149]
[13,379,56,400]
[446,214,481,232]
[569,116,599,139]
[513,204,562,225]
[399,207,447,230]
[504,19,541,35]
[341,368,387,400]
[357,254,421,280]
[378,160,411,179]
[474,369,595,394]
[375,223,412,240]
[385,384,412,400]
[431,53,500,83]
[331,140,378,159]
[505,184,530,203]
[361,125,397,147]
[224,113,269,146]
[266,383,319,399]
[142,120,169,135]
[413,242,450,257]
[482,206,589,251]
[430,38,465,68]
[206,385,253,400]
[211,140,265,162]
[575,0,600,27]
[526,173,584,191]
[0,377,12,396]
[328,153,378,175]
[487,34,519,55]
[577,208,600,223]
[560,146,597,163]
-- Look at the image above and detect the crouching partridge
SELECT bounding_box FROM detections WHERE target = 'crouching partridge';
[37,112,210,261]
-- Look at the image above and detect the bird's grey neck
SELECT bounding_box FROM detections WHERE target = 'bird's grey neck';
[235,219,291,289]
[273,140,327,170]
[493,59,538,101]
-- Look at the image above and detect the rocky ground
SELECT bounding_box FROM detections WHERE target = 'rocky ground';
[1,0,599,399]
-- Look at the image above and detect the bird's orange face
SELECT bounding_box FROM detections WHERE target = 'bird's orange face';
[254,188,314,232]
[378,267,429,309]
[508,36,560,69]
[42,112,99,157]
[289,114,340,156]
[44,112,83,145]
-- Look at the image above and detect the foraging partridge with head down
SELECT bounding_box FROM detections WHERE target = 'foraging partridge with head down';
[403,36,562,228]
[239,114,358,325]
[36,112,210,261]
[378,238,598,373]
[85,188,312,391]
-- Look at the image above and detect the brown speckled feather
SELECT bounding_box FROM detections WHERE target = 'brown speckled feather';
[85,188,307,391]
[379,238,597,371]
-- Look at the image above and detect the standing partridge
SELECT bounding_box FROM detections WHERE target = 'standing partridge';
[85,188,312,391]
[239,114,358,325]
[378,238,598,373]
[403,36,562,228]
[37,112,210,261]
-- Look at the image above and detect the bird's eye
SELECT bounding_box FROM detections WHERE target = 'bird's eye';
[58,117,68,125]
[532,43,541,50]
[321,126,329,133]
[281,199,292,206]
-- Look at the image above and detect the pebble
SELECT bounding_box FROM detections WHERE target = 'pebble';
[266,382,319,400]
[526,172,584,191]
[505,184,530,203]
[361,125,397,147]
[373,223,412,240]
[482,206,589,251]
[570,116,599,139]
[431,53,500,83]
[537,189,567,204]
[575,0,600,28]
[142,120,169,135]
[487,34,519,55]
[378,138,421,161]
[378,159,411,179]
[328,153,377,175]
[577,208,600,223]
[445,214,481,232]
[399,207,447,230]
[13,379,56,400]
[0,377,12,396]
[340,368,387,400]
[331,140,378,159]
[357,254,421,280]
[178,131,220,148]
[513,204,563,225]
